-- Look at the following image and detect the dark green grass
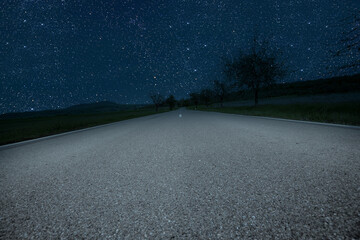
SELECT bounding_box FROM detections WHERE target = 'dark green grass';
[0,108,168,146]
[224,74,360,101]
[189,102,360,126]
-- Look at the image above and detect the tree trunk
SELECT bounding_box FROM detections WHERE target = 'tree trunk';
[155,105,159,112]
[254,89,259,106]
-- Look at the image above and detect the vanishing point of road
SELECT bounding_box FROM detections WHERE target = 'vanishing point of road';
[1,109,359,239]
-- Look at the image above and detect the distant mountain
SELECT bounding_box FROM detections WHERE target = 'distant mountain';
[0,101,149,119]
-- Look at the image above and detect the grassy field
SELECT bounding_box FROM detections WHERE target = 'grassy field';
[0,108,168,146]
[190,102,360,126]
[224,73,360,101]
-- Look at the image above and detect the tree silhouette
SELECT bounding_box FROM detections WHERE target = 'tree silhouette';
[334,10,360,71]
[165,95,176,110]
[200,89,213,107]
[190,92,200,108]
[224,37,285,105]
[150,93,164,112]
[213,80,227,108]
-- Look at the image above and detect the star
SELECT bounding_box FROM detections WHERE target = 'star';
[0,0,358,114]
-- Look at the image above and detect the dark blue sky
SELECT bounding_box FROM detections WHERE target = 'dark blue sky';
[1,0,359,114]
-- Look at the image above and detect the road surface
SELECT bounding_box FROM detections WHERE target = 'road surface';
[1,109,359,239]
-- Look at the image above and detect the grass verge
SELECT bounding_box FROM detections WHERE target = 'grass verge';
[189,102,360,126]
[0,108,168,146]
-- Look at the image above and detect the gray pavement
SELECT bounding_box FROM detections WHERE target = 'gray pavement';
[1,109,359,239]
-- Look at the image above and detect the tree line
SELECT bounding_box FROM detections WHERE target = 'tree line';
[150,36,286,111]
[150,12,359,112]
[150,79,229,111]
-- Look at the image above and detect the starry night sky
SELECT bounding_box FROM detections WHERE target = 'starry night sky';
[1,0,359,114]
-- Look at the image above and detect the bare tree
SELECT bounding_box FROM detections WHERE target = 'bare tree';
[224,37,285,105]
[334,10,360,71]
[189,92,200,108]
[165,94,176,110]
[213,80,227,108]
[150,93,163,112]
[200,89,213,107]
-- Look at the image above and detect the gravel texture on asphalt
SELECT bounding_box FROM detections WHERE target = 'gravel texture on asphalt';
[1,109,360,239]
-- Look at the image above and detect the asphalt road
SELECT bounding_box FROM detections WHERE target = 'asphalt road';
[1,109,359,239]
